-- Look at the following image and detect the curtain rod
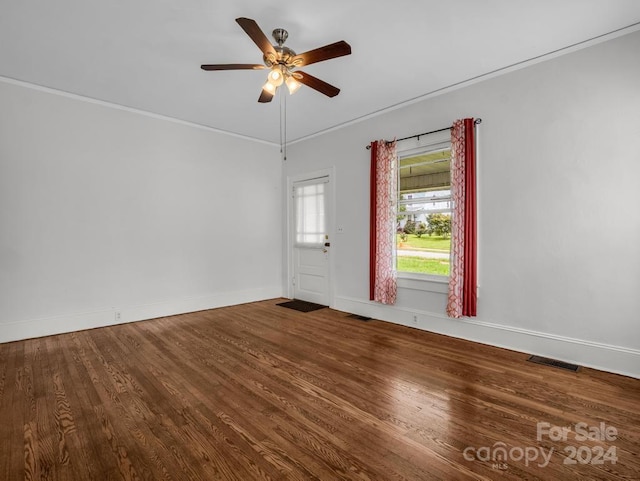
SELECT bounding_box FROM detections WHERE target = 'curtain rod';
[365,118,482,150]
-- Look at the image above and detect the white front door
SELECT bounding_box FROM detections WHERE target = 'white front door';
[292,176,330,305]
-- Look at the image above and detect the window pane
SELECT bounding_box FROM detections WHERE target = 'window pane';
[397,146,451,276]
[295,182,326,246]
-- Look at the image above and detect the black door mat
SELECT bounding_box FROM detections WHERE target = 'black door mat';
[346,314,372,321]
[277,300,328,313]
[527,355,580,372]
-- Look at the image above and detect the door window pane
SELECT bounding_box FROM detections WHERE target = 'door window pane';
[295,181,326,246]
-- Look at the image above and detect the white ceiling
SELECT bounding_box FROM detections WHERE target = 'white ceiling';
[2,0,640,144]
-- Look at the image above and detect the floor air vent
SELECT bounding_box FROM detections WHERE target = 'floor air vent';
[527,355,580,372]
[347,314,372,321]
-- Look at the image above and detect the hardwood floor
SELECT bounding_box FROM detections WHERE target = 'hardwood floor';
[1,299,639,480]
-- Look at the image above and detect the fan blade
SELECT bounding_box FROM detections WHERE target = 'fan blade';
[201,64,266,71]
[236,17,277,57]
[291,41,351,67]
[258,89,274,103]
[295,71,340,97]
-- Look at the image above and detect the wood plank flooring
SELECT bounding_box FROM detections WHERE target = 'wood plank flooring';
[1,299,639,480]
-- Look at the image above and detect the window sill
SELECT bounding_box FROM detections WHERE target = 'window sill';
[397,273,449,294]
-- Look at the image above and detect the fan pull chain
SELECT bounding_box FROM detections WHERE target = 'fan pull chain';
[283,90,287,161]
[279,88,287,161]
[279,89,283,155]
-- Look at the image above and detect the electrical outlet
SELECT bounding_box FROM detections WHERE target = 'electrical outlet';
[412,315,418,325]
[115,311,122,322]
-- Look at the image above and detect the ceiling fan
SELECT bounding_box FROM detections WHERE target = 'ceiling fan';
[201,17,351,103]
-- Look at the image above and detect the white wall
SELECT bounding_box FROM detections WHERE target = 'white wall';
[0,80,283,342]
[284,30,640,378]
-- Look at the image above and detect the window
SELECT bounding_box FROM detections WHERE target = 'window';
[294,178,327,246]
[396,133,451,277]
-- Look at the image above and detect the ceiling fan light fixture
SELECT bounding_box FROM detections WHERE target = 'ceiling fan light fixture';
[262,80,277,94]
[285,76,301,95]
[267,66,285,86]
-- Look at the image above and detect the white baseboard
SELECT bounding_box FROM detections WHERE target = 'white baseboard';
[4,290,637,379]
[333,296,640,380]
[0,286,282,344]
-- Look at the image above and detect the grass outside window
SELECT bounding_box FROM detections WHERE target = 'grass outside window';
[397,257,450,276]
[396,234,450,251]
[396,234,450,275]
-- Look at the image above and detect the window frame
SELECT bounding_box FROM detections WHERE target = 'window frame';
[395,131,452,291]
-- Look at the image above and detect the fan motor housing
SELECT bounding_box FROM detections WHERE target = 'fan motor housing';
[277,46,296,64]
[264,46,296,67]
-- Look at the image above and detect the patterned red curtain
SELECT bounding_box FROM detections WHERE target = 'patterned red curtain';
[369,140,398,304]
[447,119,477,317]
